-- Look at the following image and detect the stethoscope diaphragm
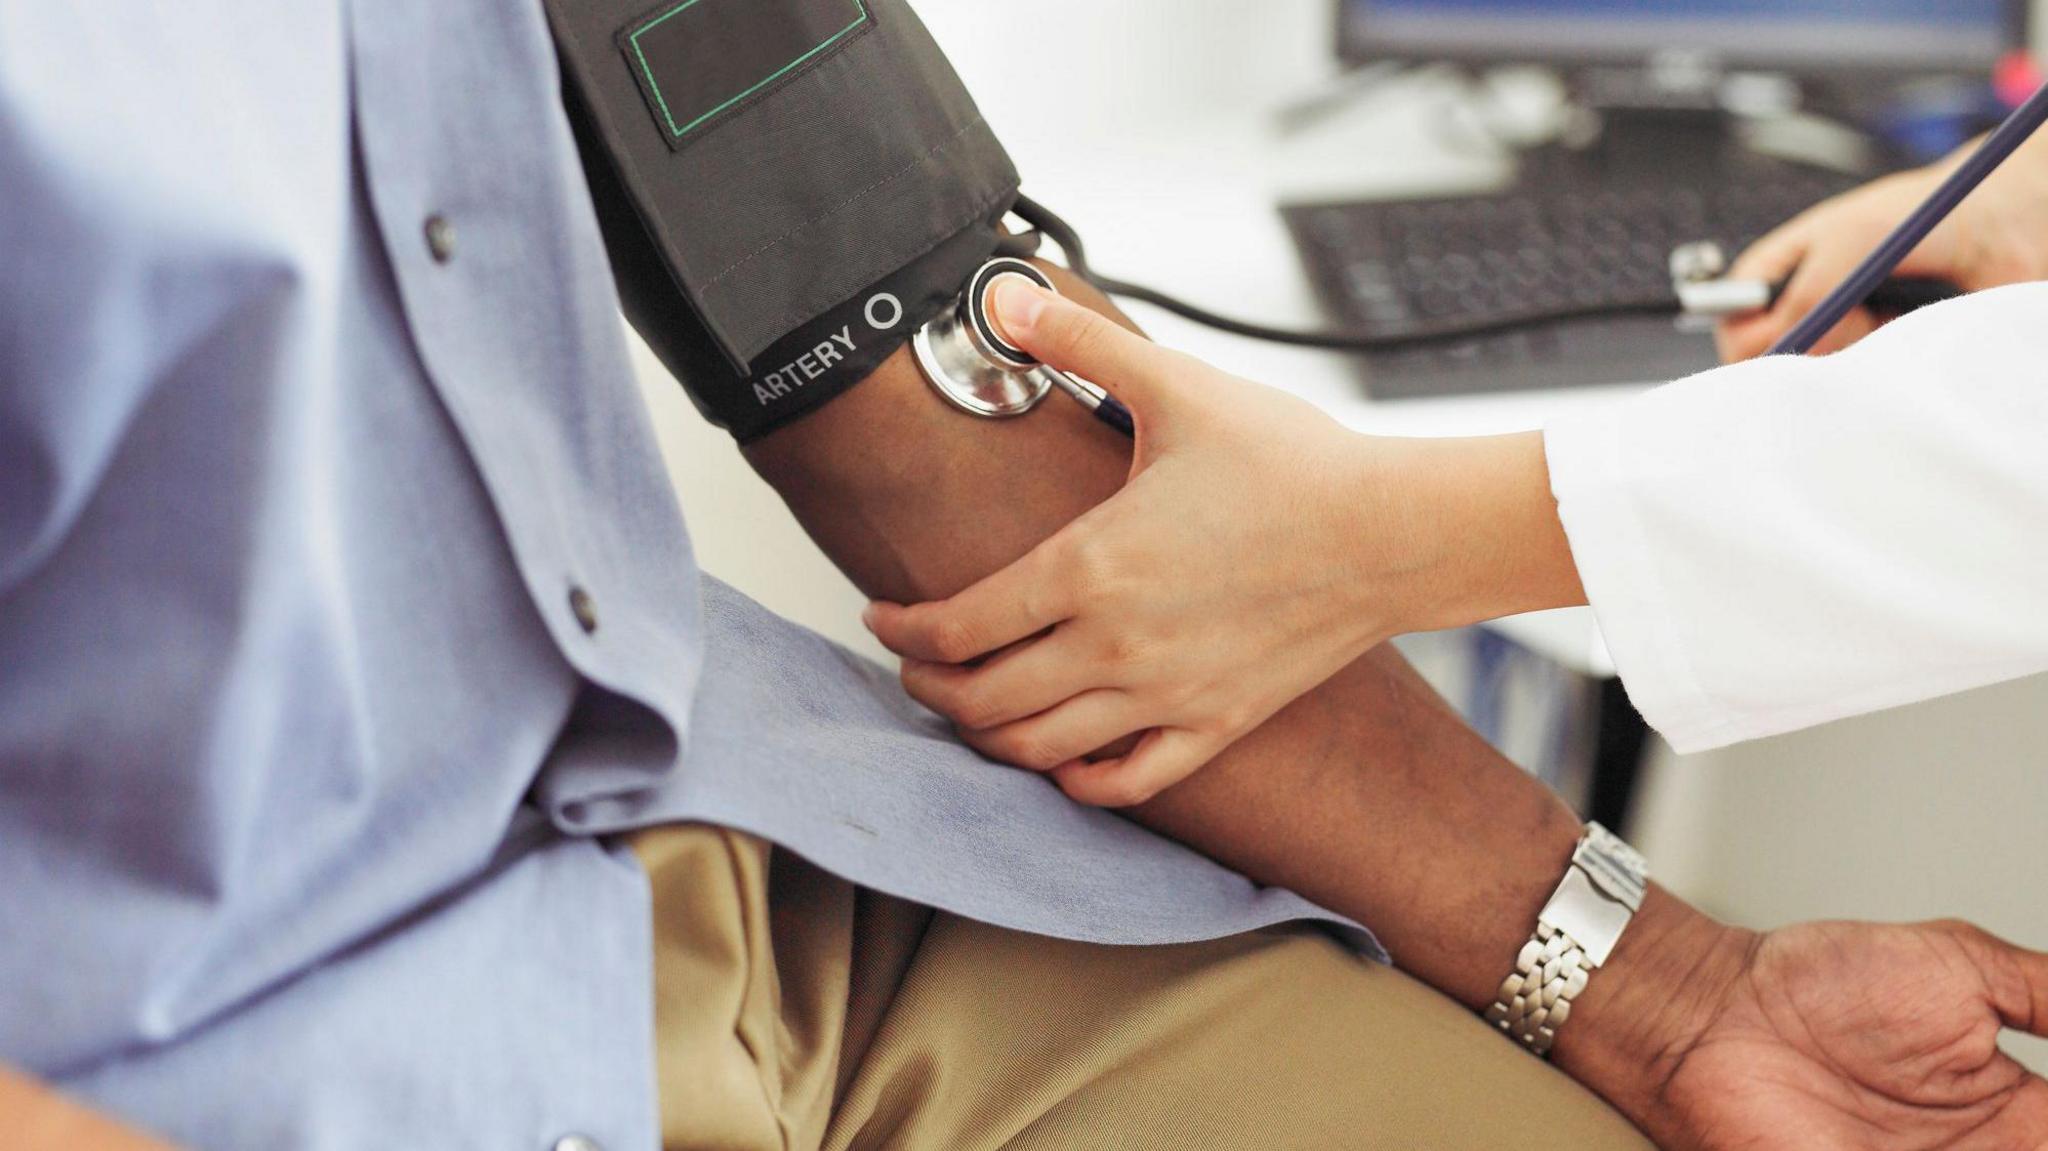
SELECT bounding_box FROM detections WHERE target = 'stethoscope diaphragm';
[912,257,1057,418]
[912,255,1138,437]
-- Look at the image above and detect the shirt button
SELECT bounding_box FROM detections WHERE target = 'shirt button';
[568,586,599,635]
[552,1136,602,1151]
[423,214,456,264]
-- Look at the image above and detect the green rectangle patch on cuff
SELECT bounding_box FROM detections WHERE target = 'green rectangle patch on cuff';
[620,0,871,149]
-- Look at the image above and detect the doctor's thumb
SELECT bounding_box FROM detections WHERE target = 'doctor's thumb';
[990,279,1178,419]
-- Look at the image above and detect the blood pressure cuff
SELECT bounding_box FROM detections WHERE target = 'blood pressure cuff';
[546,0,1020,441]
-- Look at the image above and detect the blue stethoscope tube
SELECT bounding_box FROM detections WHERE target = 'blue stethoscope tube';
[1773,80,2048,356]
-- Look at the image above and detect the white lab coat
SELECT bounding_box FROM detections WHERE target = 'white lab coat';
[1544,283,2048,753]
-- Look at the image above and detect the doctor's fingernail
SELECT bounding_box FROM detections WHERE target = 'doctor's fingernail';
[991,278,1050,341]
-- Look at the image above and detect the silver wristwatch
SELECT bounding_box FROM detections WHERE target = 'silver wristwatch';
[1484,822,1648,1057]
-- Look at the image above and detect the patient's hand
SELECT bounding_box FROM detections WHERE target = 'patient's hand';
[1612,919,2048,1150]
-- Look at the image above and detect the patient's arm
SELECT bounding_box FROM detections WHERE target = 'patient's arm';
[740,269,2048,1148]
[742,267,1731,1106]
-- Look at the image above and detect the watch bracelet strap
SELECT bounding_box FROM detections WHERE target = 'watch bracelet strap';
[1484,921,1594,1056]
[1485,822,1646,1058]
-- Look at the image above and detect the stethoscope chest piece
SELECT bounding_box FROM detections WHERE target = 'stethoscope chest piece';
[912,257,1058,418]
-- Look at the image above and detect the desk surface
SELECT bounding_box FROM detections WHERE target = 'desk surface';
[1005,76,1628,675]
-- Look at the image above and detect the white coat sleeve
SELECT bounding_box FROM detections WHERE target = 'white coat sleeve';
[1543,283,2048,753]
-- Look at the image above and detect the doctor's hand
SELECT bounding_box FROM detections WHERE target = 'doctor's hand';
[863,280,1582,806]
[1718,131,2048,362]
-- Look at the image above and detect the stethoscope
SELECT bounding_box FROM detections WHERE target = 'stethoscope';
[912,256,1136,436]
[915,80,2048,437]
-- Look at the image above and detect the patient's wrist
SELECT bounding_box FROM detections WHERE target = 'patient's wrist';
[1549,888,1756,1139]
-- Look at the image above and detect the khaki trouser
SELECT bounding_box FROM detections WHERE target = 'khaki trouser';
[633,825,1652,1150]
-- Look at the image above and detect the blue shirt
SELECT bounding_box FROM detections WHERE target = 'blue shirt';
[0,2,1371,1147]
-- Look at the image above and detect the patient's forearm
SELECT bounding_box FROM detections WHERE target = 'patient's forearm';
[745,272,1589,1000]
[741,274,1743,1117]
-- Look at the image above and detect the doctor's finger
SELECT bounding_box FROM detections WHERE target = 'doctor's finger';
[1720,303,1877,363]
[1728,216,1815,286]
[1772,246,1880,356]
[1717,249,1875,362]
[960,690,1149,773]
[865,542,1076,665]
[1050,727,1220,809]
[991,282,1188,414]
[898,631,1098,732]
[1718,218,1832,360]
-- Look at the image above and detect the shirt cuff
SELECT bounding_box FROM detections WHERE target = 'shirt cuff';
[1544,408,1747,753]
